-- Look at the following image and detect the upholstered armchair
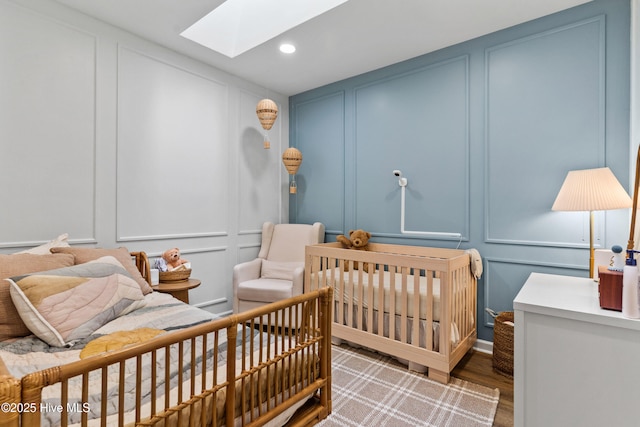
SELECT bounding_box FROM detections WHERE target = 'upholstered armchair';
[233,222,325,314]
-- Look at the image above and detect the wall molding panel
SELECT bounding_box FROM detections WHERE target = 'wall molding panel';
[0,0,98,244]
[483,258,586,328]
[354,55,470,239]
[194,298,228,312]
[116,46,230,242]
[237,89,284,231]
[290,91,346,229]
[485,16,607,247]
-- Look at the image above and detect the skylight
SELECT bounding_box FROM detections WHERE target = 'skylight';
[181,0,349,58]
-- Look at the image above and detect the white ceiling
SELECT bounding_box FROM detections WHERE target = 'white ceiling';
[53,0,592,96]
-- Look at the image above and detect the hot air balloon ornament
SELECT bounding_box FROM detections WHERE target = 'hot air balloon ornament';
[282,147,302,194]
[256,99,278,149]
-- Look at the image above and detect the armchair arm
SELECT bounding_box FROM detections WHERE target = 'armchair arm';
[291,265,305,296]
[233,258,262,284]
[232,258,263,312]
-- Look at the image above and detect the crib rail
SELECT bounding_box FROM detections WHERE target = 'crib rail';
[2,288,332,427]
[306,242,476,383]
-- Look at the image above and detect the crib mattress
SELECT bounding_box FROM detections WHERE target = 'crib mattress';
[314,268,442,321]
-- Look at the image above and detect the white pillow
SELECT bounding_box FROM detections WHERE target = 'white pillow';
[261,261,304,281]
[14,233,70,255]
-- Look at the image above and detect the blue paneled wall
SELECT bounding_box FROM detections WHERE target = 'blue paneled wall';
[289,0,630,342]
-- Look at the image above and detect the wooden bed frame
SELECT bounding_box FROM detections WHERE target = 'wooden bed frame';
[0,252,333,427]
[305,242,476,384]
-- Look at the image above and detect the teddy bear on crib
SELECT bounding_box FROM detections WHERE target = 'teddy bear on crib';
[162,247,189,271]
[336,229,371,272]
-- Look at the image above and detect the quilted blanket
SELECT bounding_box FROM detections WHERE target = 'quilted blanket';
[0,292,264,427]
[6,256,147,347]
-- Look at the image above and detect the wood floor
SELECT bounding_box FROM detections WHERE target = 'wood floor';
[451,350,514,427]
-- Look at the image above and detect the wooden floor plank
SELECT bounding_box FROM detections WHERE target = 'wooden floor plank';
[451,350,514,427]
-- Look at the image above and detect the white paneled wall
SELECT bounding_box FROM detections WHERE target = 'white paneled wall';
[0,0,97,245]
[116,46,230,241]
[0,0,289,315]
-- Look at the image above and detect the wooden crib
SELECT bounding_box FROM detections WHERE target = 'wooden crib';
[305,242,477,384]
[0,251,333,427]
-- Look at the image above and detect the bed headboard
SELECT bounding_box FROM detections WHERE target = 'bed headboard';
[130,251,151,286]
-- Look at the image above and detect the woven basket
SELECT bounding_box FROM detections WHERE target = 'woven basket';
[492,311,514,377]
[159,268,191,283]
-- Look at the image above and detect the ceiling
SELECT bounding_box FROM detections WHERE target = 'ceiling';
[53,0,592,96]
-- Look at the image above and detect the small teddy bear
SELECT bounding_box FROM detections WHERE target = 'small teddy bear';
[162,248,189,271]
[336,229,371,271]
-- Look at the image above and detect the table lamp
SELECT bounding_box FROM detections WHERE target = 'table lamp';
[552,167,632,278]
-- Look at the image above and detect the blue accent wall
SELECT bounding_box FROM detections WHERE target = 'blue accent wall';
[289,0,630,342]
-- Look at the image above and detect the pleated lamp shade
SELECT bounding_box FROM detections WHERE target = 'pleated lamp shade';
[553,167,632,278]
[552,167,632,212]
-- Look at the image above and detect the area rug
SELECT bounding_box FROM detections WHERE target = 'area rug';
[318,344,500,427]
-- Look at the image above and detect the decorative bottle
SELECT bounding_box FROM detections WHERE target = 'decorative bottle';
[622,250,640,319]
[609,245,624,271]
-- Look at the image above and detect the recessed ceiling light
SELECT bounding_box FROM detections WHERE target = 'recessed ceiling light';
[180,0,349,58]
[280,44,296,54]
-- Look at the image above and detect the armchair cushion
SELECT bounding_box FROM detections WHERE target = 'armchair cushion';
[236,278,292,303]
[261,261,304,281]
[264,223,324,262]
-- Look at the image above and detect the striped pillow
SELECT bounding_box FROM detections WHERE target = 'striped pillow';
[6,256,145,347]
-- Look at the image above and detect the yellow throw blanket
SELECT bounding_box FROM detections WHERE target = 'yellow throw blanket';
[80,328,165,359]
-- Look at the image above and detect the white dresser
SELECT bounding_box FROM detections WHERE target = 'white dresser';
[514,272,640,427]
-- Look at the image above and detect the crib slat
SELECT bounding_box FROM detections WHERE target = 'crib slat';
[334,258,343,328]
[201,333,207,394]
[103,365,109,426]
[367,267,374,332]
[82,372,89,427]
[164,346,171,410]
[347,268,354,328]
[377,265,385,336]
[439,272,451,356]
[119,361,126,426]
[190,337,196,399]
[426,273,434,352]
[412,271,420,348]
[357,267,365,331]
[389,265,396,341]
[60,379,68,427]
[178,341,184,417]
[400,268,408,343]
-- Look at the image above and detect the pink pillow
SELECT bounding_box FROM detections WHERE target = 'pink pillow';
[0,253,75,341]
